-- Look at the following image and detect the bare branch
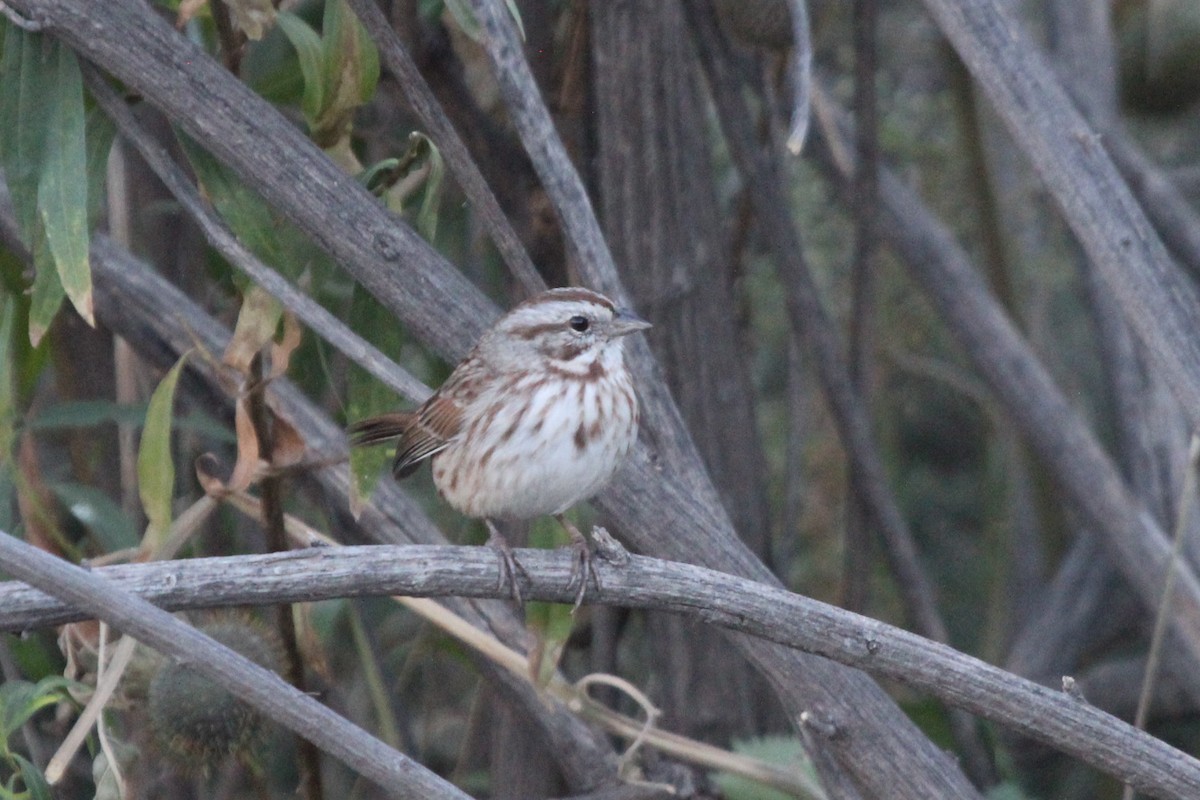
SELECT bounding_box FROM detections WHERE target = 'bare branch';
[920,0,1200,431]
[807,82,1200,692]
[82,67,431,405]
[1,544,1198,800]
[0,531,471,800]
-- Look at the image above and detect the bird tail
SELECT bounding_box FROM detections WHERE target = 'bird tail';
[347,412,416,447]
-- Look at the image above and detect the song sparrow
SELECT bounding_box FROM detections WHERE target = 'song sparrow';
[349,287,651,609]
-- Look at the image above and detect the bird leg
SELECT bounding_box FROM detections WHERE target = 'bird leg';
[555,514,599,614]
[484,519,528,604]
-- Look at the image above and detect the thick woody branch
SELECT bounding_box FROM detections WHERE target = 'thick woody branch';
[1,544,1198,800]
[0,532,470,800]
[806,91,1200,686]
[0,191,624,792]
[918,1,1200,429]
[1,1,986,794]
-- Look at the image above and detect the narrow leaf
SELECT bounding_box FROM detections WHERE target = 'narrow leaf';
[414,134,445,242]
[27,400,148,431]
[442,0,481,40]
[14,753,52,800]
[36,40,92,325]
[276,12,325,123]
[0,26,48,239]
[52,482,139,551]
[137,354,188,544]
[177,135,283,271]
[0,676,74,740]
[312,0,379,144]
[26,233,64,347]
[84,106,116,226]
[223,284,282,374]
[0,295,14,466]
[505,0,525,41]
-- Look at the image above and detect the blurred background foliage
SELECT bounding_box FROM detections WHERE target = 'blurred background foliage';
[2,0,1200,798]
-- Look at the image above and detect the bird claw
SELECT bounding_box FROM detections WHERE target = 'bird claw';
[565,529,600,616]
[564,542,597,618]
[485,523,528,605]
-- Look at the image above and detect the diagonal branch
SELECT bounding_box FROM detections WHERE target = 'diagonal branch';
[3,2,984,794]
[807,84,1200,690]
[2,544,1199,800]
[683,5,994,784]
[343,0,546,297]
[81,66,431,405]
[0,530,471,800]
[919,0,1200,429]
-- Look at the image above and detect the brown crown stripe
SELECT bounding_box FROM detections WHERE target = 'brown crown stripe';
[511,322,568,341]
[517,287,614,311]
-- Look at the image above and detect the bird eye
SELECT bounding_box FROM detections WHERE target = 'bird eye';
[569,315,590,332]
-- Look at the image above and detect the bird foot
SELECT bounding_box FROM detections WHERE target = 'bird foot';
[485,521,529,605]
[556,515,600,615]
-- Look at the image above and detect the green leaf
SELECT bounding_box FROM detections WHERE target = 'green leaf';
[986,784,1035,800]
[0,28,91,342]
[713,736,819,800]
[0,295,14,466]
[322,0,378,105]
[13,754,51,800]
[84,105,116,227]
[26,237,63,347]
[137,353,188,544]
[442,0,481,40]
[414,134,445,242]
[0,26,49,240]
[505,0,525,41]
[178,135,283,272]
[52,482,139,551]
[178,133,333,287]
[0,676,74,742]
[346,286,399,511]
[357,157,401,195]
[27,400,149,431]
[36,41,91,326]
[276,12,325,123]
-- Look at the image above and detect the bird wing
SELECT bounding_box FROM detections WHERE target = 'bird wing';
[391,392,464,479]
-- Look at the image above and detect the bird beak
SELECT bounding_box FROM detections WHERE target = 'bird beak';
[610,308,652,337]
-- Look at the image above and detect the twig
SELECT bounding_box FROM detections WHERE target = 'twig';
[2,544,1200,799]
[190,490,826,799]
[1124,435,1200,800]
[94,624,128,800]
[0,6,988,788]
[783,0,811,153]
[0,0,44,30]
[842,0,879,619]
[246,354,324,800]
[686,0,950,665]
[464,0,622,301]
